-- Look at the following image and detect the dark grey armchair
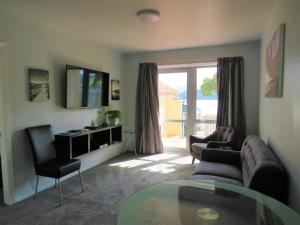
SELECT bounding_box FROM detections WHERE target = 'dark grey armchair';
[189,126,236,163]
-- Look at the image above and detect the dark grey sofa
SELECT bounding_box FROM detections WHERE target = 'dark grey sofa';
[192,135,287,202]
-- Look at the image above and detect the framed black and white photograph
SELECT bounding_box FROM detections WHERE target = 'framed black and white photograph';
[111,79,120,100]
[29,69,50,102]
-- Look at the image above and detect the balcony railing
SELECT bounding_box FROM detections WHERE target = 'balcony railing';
[160,119,216,138]
[194,120,216,138]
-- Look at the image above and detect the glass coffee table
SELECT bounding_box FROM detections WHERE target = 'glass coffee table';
[118,180,300,225]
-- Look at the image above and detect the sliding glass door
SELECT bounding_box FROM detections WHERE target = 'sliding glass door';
[158,64,217,153]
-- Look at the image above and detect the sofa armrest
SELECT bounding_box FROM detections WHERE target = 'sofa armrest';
[201,149,241,167]
[190,133,217,144]
[190,135,207,145]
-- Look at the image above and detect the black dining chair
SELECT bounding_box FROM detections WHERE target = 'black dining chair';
[26,124,84,206]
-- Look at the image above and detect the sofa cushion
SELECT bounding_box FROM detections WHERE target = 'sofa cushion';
[193,161,243,182]
[192,174,243,186]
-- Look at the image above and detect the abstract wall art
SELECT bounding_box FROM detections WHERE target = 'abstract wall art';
[265,24,285,98]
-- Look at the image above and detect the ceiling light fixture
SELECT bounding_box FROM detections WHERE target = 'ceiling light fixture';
[137,9,160,23]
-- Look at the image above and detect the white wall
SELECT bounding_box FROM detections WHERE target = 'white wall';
[123,41,261,137]
[259,0,300,212]
[0,11,124,204]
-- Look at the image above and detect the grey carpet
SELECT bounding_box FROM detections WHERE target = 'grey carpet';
[0,152,196,225]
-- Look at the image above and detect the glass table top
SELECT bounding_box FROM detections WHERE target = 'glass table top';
[118,180,300,225]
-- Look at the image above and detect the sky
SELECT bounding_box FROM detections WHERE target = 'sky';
[158,67,217,93]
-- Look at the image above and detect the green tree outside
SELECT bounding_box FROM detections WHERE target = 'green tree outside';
[200,74,217,96]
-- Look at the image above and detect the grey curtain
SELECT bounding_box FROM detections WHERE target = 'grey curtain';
[216,57,246,146]
[135,63,163,155]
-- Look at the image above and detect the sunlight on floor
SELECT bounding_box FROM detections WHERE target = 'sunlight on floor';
[141,163,176,174]
[140,153,179,161]
[109,153,196,174]
[109,159,151,168]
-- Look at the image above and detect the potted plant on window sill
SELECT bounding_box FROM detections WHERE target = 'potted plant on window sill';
[105,109,121,126]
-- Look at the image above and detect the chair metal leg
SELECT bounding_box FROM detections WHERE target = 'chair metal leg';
[35,175,39,199]
[78,170,84,192]
[192,157,195,164]
[125,136,131,152]
[58,178,63,206]
[133,137,137,156]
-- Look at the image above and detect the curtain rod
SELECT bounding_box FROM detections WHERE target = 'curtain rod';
[158,60,217,69]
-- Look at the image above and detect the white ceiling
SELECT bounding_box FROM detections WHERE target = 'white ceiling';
[0,0,274,52]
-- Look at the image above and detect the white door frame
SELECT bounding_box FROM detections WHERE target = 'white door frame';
[186,67,197,149]
[0,42,14,205]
